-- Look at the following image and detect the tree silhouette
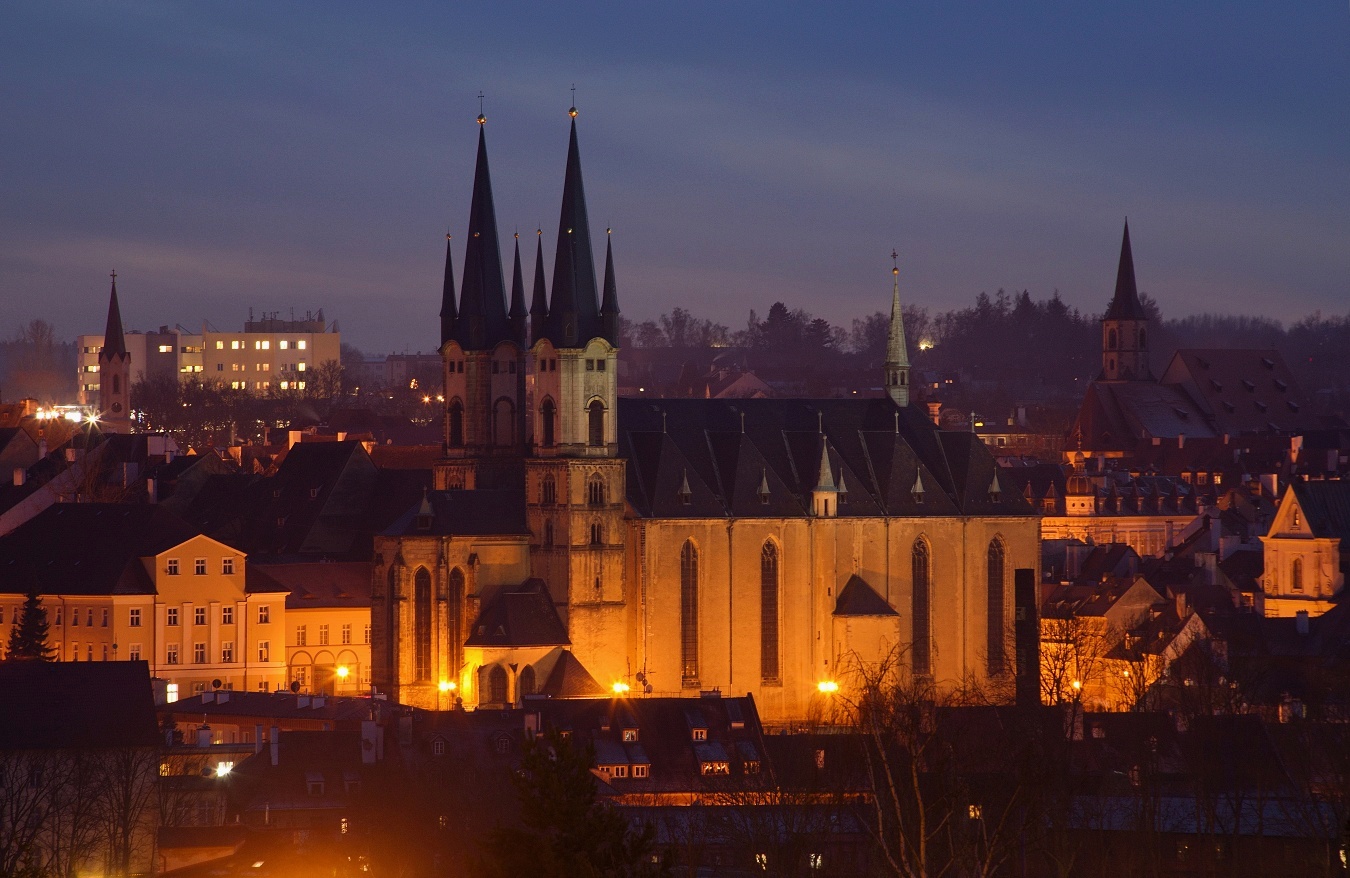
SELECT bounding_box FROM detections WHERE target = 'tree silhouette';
[6,591,55,661]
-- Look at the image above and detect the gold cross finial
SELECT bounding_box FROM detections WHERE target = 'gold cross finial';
[891,249,899,276]
[110,269,117,281]
[568,84,578,118]
[477,91,486,125]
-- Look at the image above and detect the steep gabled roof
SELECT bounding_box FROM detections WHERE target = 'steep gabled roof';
[538,649,605,698]
[453,124,510,351]
[834,574,897,616]
[465,580,569,647]
[100,275,128,359]
[1288,480,1350,542]
[544,118,602,347]
[382,488,528,537]
[1103,221,1147,321]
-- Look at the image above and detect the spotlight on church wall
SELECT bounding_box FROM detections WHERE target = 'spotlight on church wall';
[817,680,839,694]
[611,682,631,695]
[438,680,456,693]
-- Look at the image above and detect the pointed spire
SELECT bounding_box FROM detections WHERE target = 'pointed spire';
[439,233,456,345]
[1104,220,1146,320]
[912,472,926,502]
[600,228,620,345]
[101,271,127,359]
[884,251,911,407]
[530,229,548,343]
[455,121,510,350]
[508,232,527,345]
[546,113,600,346]
[815,441,836,491]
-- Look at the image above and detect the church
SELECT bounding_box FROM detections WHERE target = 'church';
[371,109,1040,723]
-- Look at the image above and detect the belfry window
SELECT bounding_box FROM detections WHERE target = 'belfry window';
[540,398,556,447]
[448,400,464,447]
[588,400,605,447]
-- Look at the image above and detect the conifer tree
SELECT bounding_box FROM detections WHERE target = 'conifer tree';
[5,590,55,661]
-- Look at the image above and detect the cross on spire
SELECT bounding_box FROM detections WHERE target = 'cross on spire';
[477,91,486,125]
[110,269,117,281]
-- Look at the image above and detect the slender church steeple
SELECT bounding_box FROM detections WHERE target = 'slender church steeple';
[600,228,620,346]
[508,233,527,345]
[529,229,548,344]
[453,118,509,351]
[98,271,131,433]
[439,233,456,345]
[1100,220,1152,381]
[883,251,911,407]
[545,108,600,347]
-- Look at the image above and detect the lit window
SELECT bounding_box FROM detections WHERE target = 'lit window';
[158,345,173,353]
[222,642,234,663]
[280,381,289,390]
[297,381,306,390]
[231,340,240,350]
[622,728,639,742]
[298,361,306,371]
[215,340,224,349]
[279,340,289,349]
[692,728,707,741]
[298,340,307,350]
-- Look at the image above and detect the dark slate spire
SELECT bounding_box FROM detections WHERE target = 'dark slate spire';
[508,233,527,345]
[1104,220,1147,320]
[454,121,510,350]
[600,228,620,346]
[439,233,456,345]
[101,272,127,358]
[530,229,548,344]
[545,112,600,347]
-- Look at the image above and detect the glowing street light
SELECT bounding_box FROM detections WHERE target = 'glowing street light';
[611,682,631,695]
[817,680,839,694]
[438,680,456,693]
[336,665,350,681]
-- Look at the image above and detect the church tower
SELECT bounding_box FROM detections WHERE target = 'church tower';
[525,107,627,687]
[1100,221,1152,382]
[883,251,911,406]
[439,112,528,487]
[98,272,132,433]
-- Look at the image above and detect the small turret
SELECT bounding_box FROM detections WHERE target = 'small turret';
[544,111,601,347]
[600,229,620,346]
[811,440,838,517]
[439,234,456,345]
[98,271,131,433]
[1100,220,1152,381]
[884,252,911,407]
[508,233,527,345]
[529,230,548,344]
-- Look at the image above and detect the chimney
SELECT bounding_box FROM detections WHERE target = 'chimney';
[269,726,280,766]
[1177,433,1185,449]
[1296,610,1310,636]
[254,724,265,754]
[12,468,24,487]
[1175,591,1188,619]
[360,720,383,764]
[927,401,942,426]
[288,430,302,449]
[146,477,156,503]
[196,724,212,748]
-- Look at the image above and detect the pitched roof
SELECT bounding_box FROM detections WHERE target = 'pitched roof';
[382,488,528,537]
[538,649,605,698]
[0,660,159,750]
[834,574,897,616]
[248,560,374,608]
[1162,348,1323,435]
[1103,221,1147,321]
[0,503,202,595]
[1289,480,1350,542]
[465,580,569,647]
[619,398,1033,519]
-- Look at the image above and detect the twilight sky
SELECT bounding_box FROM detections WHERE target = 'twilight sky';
[2,2,1348,354]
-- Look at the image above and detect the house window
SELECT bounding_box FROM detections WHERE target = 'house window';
[222,642,234,663]
[1292,558,1304,592]
[633,764,649,778]
[167,608,179,627]
[167,559,180,575]
[194,559,207,575]
[258,641,270,662]
[613,765,628,778]
[296,625,307,646]
[432,739,445,757]
[166,644,180,665]
[129,608,141,628]
[223,558,235,575]
[342,624,352,644]
[101,609,109,627]
[128,644,141,661]
[319,624,329,645]
[364,624,371,644]
[222,607,233,625]
[692,728,707,742]
[622,729,639,743]
[54,608,62,626]
[258,606,270,624]
[195,607,206,626]
[681,540,699,684]
[72,609,79,626]
[194,643,207,664]
[86,609,94,626]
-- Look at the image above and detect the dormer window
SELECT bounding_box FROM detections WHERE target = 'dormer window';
[622,728,639,743]
[700,761,730,776]
[633,764,649,778]
[691,728,707,742]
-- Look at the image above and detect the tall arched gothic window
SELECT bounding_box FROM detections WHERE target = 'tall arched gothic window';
[518,665,536,701]
[414,567,432,682]
[448,400,464,447]
[494,398,515,447]
[1292,557,1304,592]
[1107,328,1118,350]
[488,665,508,705]
[912,539,931,677]
[385,565,398,679]
[588,400,605,447]
[987,538,1006,675]
[760,541,780,682]
[540,398,556,447]
[448,568,465,684]
[681,540,699,684]
[588,475,605,506]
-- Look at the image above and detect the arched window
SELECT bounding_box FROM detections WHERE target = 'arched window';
[588,475,605,506]
[541,476,556,505]
[540,398,556,447]
[987,538,1006,675]
[518,665,536,701]
[1292,557,1303,592]
[448,400,464,447]
[414,568,432,682]
[488,665,508,704]
[681,540,699,684]
[590,521,602,546]
[448,568,465,683]
[588,400,605,447]
[760,541,780,682]
[494,398,515,447]
[385,566,398,678]
[111,374,120,394]
[912,539,931,677]
[1107,328,1117,350]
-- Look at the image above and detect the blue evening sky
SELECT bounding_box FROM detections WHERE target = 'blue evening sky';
[1,2,1347,353]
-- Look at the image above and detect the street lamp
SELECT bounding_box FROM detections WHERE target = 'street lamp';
[817,680,839,694]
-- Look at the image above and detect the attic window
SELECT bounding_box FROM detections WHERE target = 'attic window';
[1254,401,1267,413]
[633,764,649,778]
[1287,401,1299,413]
[1222,401,1235,413]
[678,470,693,506]
[1241,379,1256,392]
[1274,378,1287,391]
[700,761,730,776]
[1172,407,1189,420]
[309,488,319,499]
[691,728,707,742]
[622,728,639,743]
[1261,357,1276,369]
[1209,379,1223,392]
[1196,357,1210,370]
[306,773,324,796]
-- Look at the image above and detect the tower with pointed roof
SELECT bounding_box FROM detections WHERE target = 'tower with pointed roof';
[883,253,911,407]
[98,272,132,433]
[1100,221,1152,382]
